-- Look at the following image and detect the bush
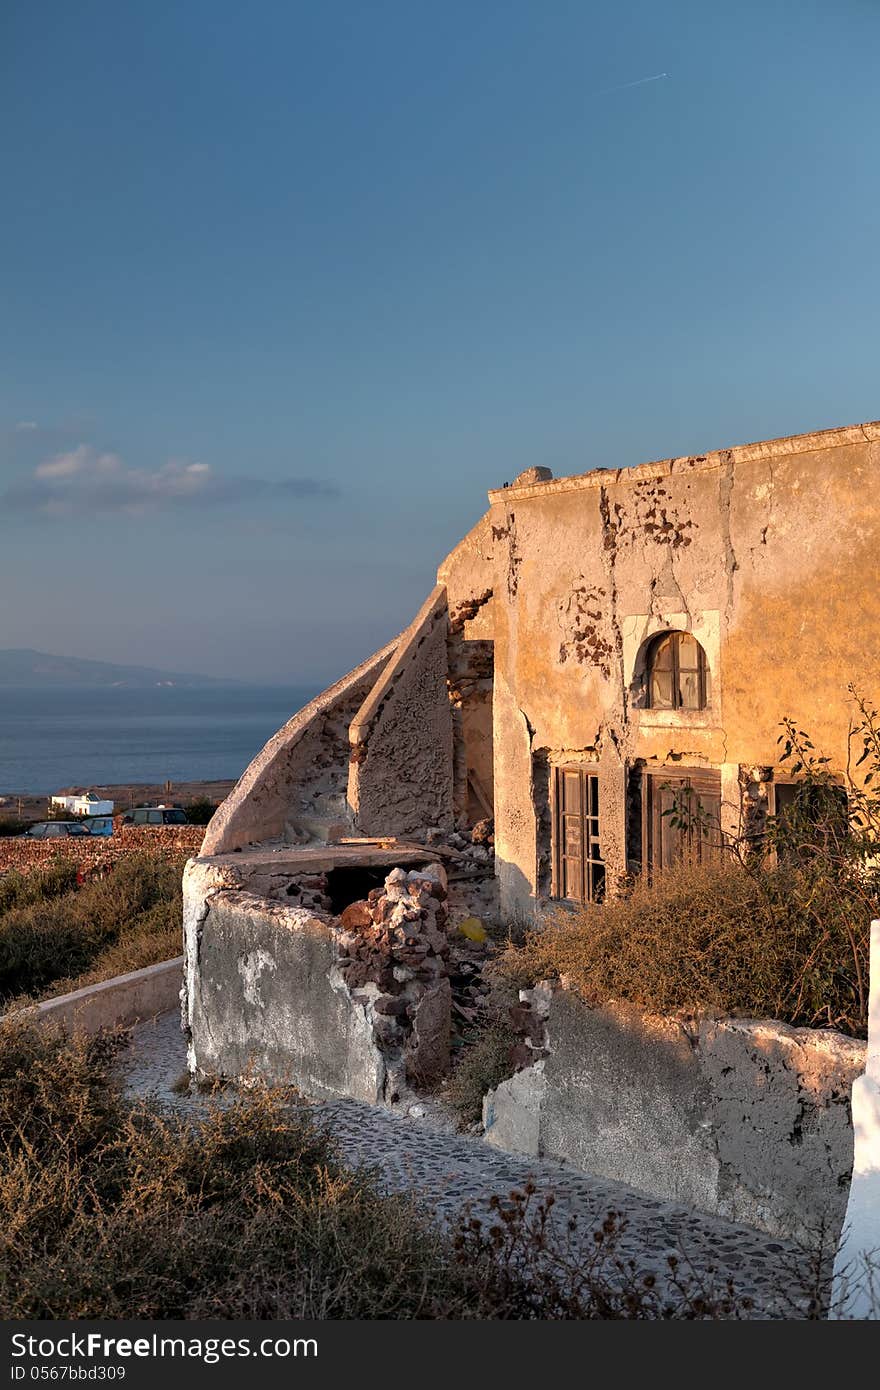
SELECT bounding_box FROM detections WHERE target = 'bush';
[185,798,218,826]
[505,696,880,1039]
[0,853,185,1006]
[0,820,33,838]
[0,1022,763,1319]
[0,859,79,914]
[444,1016,519,1128]
[504,858,871,1036]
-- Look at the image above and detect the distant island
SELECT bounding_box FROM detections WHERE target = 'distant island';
[0,648,238,689]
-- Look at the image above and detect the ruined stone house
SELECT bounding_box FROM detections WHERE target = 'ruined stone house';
[184,419,880,1095]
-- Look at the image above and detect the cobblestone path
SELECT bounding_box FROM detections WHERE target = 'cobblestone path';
[121,1011,819,1318]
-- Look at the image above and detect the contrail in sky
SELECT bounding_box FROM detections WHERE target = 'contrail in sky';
[597,72,669,96]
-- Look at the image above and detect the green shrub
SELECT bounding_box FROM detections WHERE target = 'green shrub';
[444,1016,519,1128]
[0,859,79,913]
[0,820,33,839]
[184,797,217,826]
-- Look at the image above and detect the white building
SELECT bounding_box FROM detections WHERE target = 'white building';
[50,790,115,817]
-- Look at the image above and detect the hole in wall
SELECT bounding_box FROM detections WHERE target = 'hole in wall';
[323,862,434,914]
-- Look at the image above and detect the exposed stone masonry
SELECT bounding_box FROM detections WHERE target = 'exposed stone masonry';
[0,823,204,876]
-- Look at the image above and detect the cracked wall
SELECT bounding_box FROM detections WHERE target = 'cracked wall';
[488,426,880,915]
[483,986,866,1243]
[439,516,497,828]
[348,587,455,837]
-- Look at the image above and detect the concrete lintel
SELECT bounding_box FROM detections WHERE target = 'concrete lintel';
[193,842,441,876]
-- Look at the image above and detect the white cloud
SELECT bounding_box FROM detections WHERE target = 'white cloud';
[3,446,336,517]
[14,420,38,431]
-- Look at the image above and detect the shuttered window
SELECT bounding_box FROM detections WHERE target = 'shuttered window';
[553,766,605,904]
[642,768,722,875]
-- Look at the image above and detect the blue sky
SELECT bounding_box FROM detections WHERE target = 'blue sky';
[2,0,878,683]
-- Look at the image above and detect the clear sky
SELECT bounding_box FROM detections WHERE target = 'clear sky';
[2,0,878,684]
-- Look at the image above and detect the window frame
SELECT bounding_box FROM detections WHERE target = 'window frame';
[641,767,723,877]
[770,777,849,859]
[646,630,708,711]
[551,765,605,904]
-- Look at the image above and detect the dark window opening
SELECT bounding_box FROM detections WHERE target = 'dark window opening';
[772,781,848,859]
[322,862,435,915]
[552,766,604,904]
[646,631,707,711]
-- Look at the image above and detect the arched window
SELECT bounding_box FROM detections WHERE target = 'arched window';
[646,631,707,710]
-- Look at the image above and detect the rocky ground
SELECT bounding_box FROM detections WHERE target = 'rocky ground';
[121,1010,823,1319]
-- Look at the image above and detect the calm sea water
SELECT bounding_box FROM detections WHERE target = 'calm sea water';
[0,686,320,794]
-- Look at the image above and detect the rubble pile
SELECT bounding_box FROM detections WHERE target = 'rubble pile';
[505,986,552,1072]
[446,933,493,1030]
[283,872,334,915]
[447,815,494,864]
[440,818,500,926]
[332,864,452,1092]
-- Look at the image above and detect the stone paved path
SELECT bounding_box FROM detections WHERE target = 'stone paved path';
[121,1012,820,1318]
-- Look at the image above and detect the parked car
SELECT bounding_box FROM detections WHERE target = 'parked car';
[81,814,114,837]
[24,821,92,839]
[122,805,188,826]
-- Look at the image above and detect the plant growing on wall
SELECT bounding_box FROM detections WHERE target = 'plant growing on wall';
[657,684,880,1030]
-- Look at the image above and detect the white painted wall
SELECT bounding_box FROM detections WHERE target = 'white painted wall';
[831,919,880,1319]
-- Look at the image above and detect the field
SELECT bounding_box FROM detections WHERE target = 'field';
[0,851,188,1009]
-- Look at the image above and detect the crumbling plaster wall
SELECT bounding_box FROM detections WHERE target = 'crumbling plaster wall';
[201,641,398,855]
[348,586,455,837]
[439,514,496,826]
[489,423,880,916]
[183,853,458,1102]
[483,986,866,1243]
[186,885,387,1101]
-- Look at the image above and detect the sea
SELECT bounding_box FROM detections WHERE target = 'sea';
[0,686,320,795]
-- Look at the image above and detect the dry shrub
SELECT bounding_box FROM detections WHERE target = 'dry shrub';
[504,858,872,1037]
[0,853,185,1006]
[444,1015,519,1128]
[0,1021,763,1320]
[0,1019,454,1320]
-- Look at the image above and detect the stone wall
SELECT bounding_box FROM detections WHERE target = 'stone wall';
[439,516,496,828]
[187,888,387,1101]
[348,586,455,837]
[0,823,204,875]
[183,855,457,1102]
[483,986,866,1243]
[486,422,880,916]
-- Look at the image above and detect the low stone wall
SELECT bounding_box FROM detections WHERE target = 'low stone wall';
[188,889,387,1101]
[0,824,204,875]
[183,854,456,1103]
[2,957,184,1034]
[483,986,866,1243]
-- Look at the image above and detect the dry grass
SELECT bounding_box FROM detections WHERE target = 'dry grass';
[503,858,873,1037]
[0,1020,764,1319]
[0,854,185,1007]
